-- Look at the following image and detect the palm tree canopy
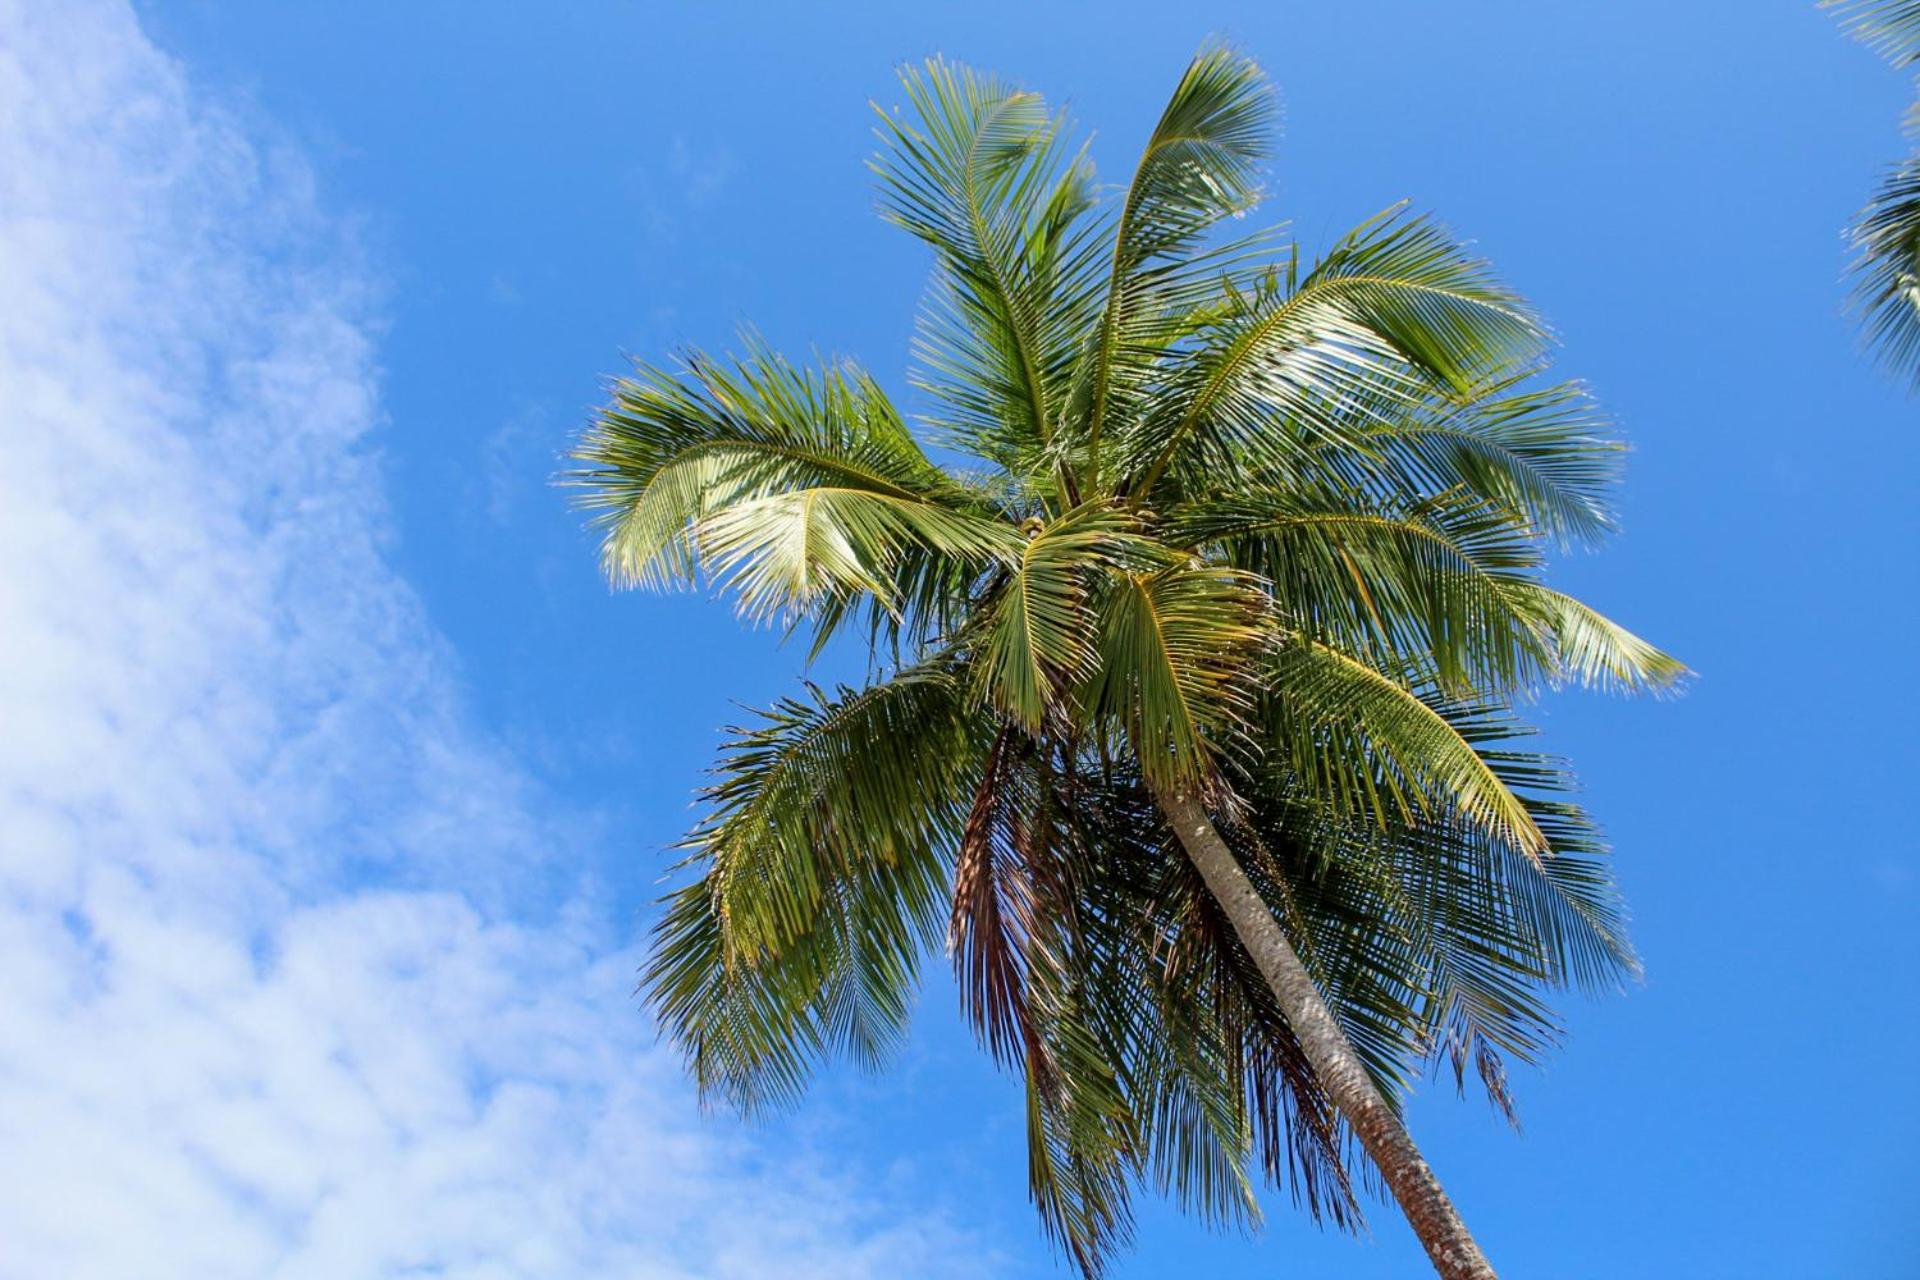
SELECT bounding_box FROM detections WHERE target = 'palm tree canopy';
[1828,0,1920,382]
[571,47,1682,1276]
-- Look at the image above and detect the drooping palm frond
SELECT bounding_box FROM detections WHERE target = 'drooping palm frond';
[950,729,1066,1070]
[570,343,1017,631]
[647,871,821,1114]
[648,812,967,1114]
[1263,642,1548,859]
[1118,206,1546,502]
[1222,705,1638,1124]
[974,504,1144,730]
[1083,559,1275,791]
[697,665,982,954]
[1311,375,1624,548]
[1169,485,1551,695]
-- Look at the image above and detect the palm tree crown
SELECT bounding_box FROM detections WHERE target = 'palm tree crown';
[572,48,1681,1279]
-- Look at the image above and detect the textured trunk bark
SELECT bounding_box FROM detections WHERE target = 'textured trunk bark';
[1152,784,1498,1280]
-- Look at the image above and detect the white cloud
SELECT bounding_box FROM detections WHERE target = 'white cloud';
[0,3,990,1276]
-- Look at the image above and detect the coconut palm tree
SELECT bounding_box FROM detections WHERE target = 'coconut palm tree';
[571,49,1681,1280]
[1828,0,1920,379]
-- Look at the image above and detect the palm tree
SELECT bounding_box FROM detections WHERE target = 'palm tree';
[1828,0,1920,379]
[572,49,1681,1280]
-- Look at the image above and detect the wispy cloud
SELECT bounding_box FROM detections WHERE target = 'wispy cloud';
[0,3,989,1276]
[670,134,738,210]
[478,399,552,527]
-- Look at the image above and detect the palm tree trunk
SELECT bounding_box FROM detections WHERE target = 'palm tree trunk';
[1152,784,1497,1280]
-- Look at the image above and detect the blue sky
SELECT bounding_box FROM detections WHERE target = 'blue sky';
[2,0,1915,1275]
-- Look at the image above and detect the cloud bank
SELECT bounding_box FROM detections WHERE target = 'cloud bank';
[0,3,983,1275]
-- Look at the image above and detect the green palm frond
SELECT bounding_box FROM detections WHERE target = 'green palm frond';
[1134,1006,1262,1230]
[701,665,982,953]
[1317,376,1623,547]
[648,827,965,1113]
[1265,642,1548,859]
[1022,1047,1139,1276]
[1828,0,1920,65]
[1224,716,1637,1124]
[1500,584,1690,695]
[1829,2,1920,381]
[645,664,989,1113]
[569,344,1017,627]
[1296,207,1544,390]
[1121,207,1545,501]
[1082,46,1277,483]
[1228,814,1430,1097]
[1847,155,1920,383]
[647,872,822,1113]
[1509,798,1639,990]
[1086,560,1275,790]
[1107,45,1274,270]
[572,345,938,580]
[873,58,1108,479]
[1170,486,1554,694]
[975,504,1145,729]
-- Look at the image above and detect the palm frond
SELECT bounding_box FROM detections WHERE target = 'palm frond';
[1122,207,1545,501]
[1847,155,1920,384]
[693,484,1015,626]
[700,665,982,955]
[1135,1013,1262,1231]
[1315,376,1623,548]
[646,872,823,1113]
[1500,584,1690,695]
[975,504,1147,729]
[1827,0,1920,66]
[1085,560,1274,790]
[1083,46,1277,482]
[1266,642,1548,859]
[645,664,991,1112]
[874,58,1109,475]
[647,830,969,1113]
[1169,486,1557,695]
[569,344,1018,627]
[1022,1048,1139,1278]
[1229,722,1637,1123]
